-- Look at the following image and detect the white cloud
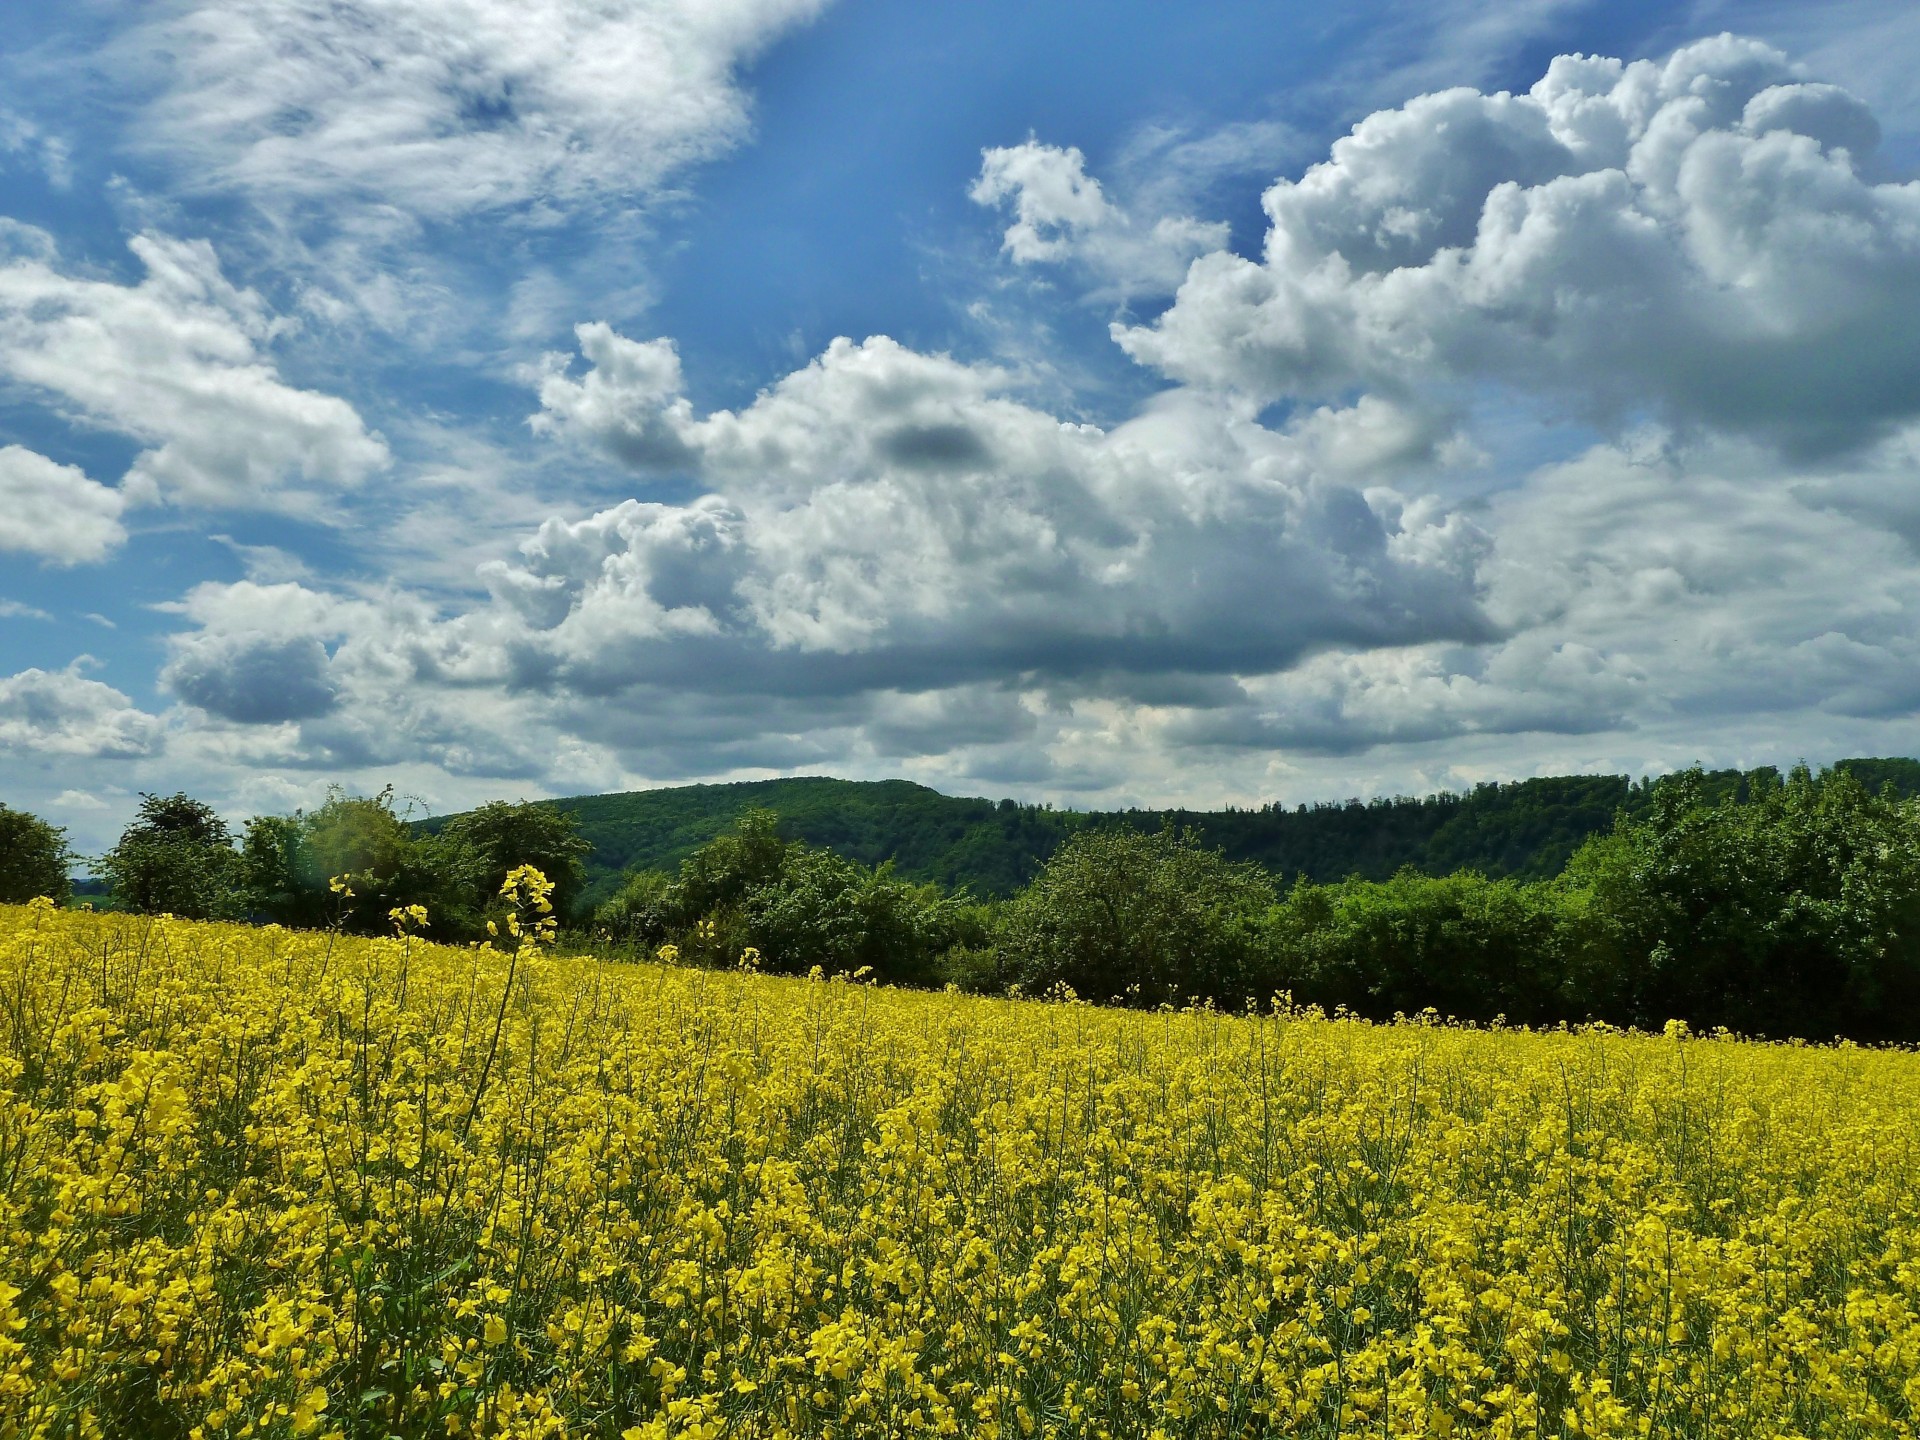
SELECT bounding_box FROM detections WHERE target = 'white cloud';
[0,232,390,510]
[137,329,1494,792]
[0,107,72,188]
[122,0,831,221]
[0,446,127,565]
[970,140,1229,299]
[1164,423,1920,760]
[1117,36,1920,452]
[0,664,166,760]
[528,328,1491,687]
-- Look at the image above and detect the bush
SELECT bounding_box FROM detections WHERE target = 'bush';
[99,793,242,920]
[742,849,976,984]
[1562,764,1920,1039]
[594,868,674,947]
[592,809,985,983]
[1266,869,1573,1024]
[998,826,1275,1003]
[242,787,480,937]
[437,801,591,922]
[0,804,73,904]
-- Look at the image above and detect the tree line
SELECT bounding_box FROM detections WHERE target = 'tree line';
[0,788,590,942]
[589,763,1920,1041]
[7,761,1920,1039]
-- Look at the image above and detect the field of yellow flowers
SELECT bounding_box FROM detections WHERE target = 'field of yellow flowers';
[4,896,1920,1439]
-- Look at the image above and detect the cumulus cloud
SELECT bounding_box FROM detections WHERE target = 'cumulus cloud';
[0,232,389,509]
[164,634,339,724]
[0,446,126,565]
[0,664,165,759]
[122,0,830,221]
[140,328,1495,796]
[1164,423,1920,761]
[60,27,1920,814]
[1117,36,1920,452]
[970,140,1229,299]
[527,328,1491,694]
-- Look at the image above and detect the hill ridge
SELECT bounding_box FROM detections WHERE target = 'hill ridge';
[422,758,1920,903]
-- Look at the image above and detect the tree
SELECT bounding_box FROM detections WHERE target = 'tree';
[100,792,242,919]
[0,803,73,904]
[237,787,483,937]
[1562,764,1920,1039]
[595,868,674,946]
[999,826,1275,1003]
[1267,869,1571,1024]
[667,808,792,919]
[438,801,591,921]
[239,813,324,928]
[591,810,983,983]
[741,848,972,984]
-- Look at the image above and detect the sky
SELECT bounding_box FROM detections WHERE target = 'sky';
[2,0,1920,851]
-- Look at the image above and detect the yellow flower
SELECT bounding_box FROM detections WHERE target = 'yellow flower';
[7,898,1920,1440]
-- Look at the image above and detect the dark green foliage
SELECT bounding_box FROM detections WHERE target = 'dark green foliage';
[439,766,1817,908]
[1265,870,1575,1025]
[595,867,674,946]
[0,803,73,904]
[100,792,243,919]
[666,808,794,921]
[1561,764,1920,1040]
[999,827,1276,1003]
[241,787,480,936]
[974,764,1920,1040]
[1831,756,1920,798]
[470,778,1081,906]
[437,800,592,921]
[742,849,976,986]
[591,809,982,983]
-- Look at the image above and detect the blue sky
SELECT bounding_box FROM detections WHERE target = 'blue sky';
[3,0,1919,849]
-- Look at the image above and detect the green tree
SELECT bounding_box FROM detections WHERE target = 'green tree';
[100,792,242,919]
[1563,764,1920,1039]
[741,848,974,984]
[1267,869,1571,1024]
[438,801,591,921]
[594,868,674,947]
[0,803,73,904]
[240,787,479,937]
[592,809,984,983]
[666,808,792,919]
[999,826,1275,1002]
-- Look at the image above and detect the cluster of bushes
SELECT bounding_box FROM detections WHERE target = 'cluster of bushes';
[8,761,1920,1039]
[592,764,1920,1041]
[593,810,988,983]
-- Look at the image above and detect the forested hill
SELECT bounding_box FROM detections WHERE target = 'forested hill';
[429,758,1920,903]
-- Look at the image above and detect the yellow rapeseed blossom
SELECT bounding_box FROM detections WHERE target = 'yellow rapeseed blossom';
[5,898,1920,1437]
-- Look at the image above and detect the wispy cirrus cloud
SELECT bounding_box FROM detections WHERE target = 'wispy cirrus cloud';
[118,0,834,222]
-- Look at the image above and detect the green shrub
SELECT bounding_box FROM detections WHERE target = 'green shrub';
[998,826,1275,1003]
[1266,869,1573,1024]
[0,804,73,904]
[100,793,242,920]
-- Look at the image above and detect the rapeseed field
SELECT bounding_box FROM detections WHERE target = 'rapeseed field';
[3,894,1920,1439]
